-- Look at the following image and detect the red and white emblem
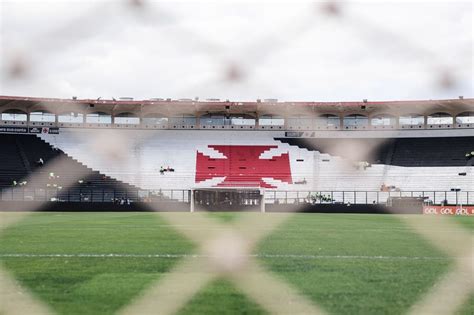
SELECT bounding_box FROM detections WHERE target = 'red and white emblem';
[195,145,292,188]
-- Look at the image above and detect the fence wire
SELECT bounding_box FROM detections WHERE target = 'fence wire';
[0,0,473,314]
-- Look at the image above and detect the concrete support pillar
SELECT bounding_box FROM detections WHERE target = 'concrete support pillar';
[260,189,266,213]
[190,190,195,213]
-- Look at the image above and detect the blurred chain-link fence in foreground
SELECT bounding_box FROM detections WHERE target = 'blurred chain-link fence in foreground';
[0,0,473,314]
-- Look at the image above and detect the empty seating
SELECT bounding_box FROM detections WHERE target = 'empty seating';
[38,129,473,196]
[40,129,315,190]
[277,137,473,167]
[0,134,28,187]
[0,134,137,195]
[390,137,471,167]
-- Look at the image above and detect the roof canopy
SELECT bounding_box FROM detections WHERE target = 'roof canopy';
[0,95,472,117]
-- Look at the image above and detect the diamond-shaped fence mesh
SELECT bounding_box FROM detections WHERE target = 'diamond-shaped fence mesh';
[0,0,473,314]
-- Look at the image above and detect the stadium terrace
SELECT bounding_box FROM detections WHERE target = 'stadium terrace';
[0,95,473,214]
[0,94,473,315]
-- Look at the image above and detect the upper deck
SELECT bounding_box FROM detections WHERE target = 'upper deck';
[0,95,472,134]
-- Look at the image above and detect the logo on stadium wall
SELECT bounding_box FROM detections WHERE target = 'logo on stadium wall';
[423,206,474,215]
[195,145,292,188]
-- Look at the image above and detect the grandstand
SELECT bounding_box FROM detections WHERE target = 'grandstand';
[1,94,473,315]
[0,95,473,213]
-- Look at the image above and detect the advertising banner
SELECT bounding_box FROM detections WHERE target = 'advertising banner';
[28,127,43,134]
[0,126,59,134]
[285,131,304,138]
[0,126,28,133]
[285,131,317,138]
[423,206,474,216]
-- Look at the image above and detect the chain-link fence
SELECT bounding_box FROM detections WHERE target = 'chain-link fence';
[0,1,473,314]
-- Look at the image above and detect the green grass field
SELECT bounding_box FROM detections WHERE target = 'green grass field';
[0,212,472,315]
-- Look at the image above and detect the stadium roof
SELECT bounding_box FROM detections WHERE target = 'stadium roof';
[0,95,472,116]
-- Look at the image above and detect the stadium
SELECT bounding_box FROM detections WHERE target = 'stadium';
[0,95,472,315]
[0,1,473,315]
[0,96,473,213]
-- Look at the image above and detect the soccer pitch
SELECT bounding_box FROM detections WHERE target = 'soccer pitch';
[0,212,472,315]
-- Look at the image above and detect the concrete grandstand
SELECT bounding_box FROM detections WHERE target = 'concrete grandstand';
[0,95,472,213]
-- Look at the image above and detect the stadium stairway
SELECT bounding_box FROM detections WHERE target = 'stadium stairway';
[15,136,32,173]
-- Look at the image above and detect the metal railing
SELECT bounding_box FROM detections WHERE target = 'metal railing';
[265,190,474,205]
[1,120,473,132]
[1,187,472,206]
[0,187,190,203]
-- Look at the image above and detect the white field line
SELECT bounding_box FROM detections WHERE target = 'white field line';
[14,227,459,234]
[1,224,458,233]
[0,253,457,260]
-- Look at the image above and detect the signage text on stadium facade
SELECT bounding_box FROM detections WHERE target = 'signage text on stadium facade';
[0,126,59,134]
[423,206,474,215]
